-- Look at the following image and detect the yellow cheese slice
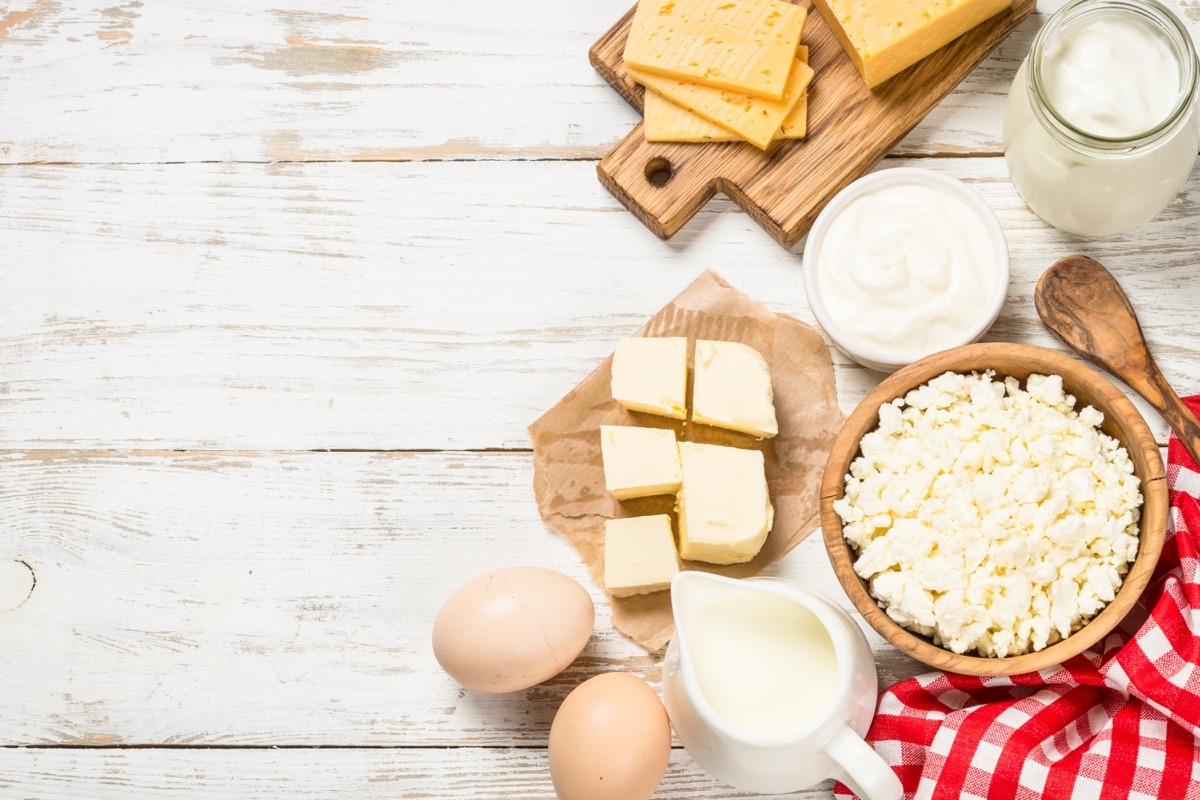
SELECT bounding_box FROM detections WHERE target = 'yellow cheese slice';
[644,90,739,143]
[645,46,809,143]
[777,44,809,138]
[811,0,1011,88]
[631,55,812,149]
[624,0,807,100]
[777,91,807,138]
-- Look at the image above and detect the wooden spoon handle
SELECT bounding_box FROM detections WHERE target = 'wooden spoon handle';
[1036,255,1200,465]
[1149,374,1200,466]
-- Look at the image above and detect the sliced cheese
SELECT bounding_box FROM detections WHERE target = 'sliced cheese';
[778,92,808,138]
[604,515,681,597]
[630,56,813,149]
[624,0,807,100]
[692,340,778,438]
[676,442,773,565]
[644,46,809,143]
[778,45,809,138]
[600,425,683,500]
[644,90,739,143]
[811,0,1011,88]
[611,337,688,420]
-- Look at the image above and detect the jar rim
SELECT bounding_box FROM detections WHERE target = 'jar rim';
[1027,0,1199,151]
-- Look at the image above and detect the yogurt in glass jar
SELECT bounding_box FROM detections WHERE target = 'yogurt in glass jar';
[1003,0,1199,238]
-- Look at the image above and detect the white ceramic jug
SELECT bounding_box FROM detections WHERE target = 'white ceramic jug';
[662,572,902,799]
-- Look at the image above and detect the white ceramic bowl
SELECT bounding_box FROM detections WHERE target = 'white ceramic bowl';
[802,167,1010,373]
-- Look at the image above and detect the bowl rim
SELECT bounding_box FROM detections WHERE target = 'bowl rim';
[802,167,1011,373]
[819,343,1168,676]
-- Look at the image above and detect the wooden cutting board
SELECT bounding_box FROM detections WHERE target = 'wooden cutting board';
[591,0,1035,248]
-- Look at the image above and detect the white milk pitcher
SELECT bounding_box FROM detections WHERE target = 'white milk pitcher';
[662,572,902,799]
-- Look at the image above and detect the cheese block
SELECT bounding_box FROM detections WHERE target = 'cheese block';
[692,340,778,438]
[630,57,813,149]
[610,337,688,420]
[604,515,681,597]
[676,442,773,565]
[624,0,807,100]
[600,425,683,500]
[644,46,809,143]
[811,0,1012,88]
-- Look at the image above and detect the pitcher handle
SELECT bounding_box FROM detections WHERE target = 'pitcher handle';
[826,723,903,800]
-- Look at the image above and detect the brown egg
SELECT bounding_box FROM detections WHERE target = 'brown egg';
[549,673,672,800]
[432,566,594,693]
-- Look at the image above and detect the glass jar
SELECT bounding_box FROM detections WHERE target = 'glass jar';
[1003,0,1200,238]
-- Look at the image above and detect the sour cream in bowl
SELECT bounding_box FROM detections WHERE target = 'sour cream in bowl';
[803,168,1010,373]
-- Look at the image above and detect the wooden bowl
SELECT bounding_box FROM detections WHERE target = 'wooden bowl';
[820,343,1167,676]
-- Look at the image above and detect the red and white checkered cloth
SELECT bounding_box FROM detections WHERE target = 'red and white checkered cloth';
[836,396,1200,800]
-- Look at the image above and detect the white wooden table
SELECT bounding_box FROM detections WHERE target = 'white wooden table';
[1,1,1197,797]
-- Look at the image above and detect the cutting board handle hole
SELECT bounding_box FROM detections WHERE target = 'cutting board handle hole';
[644,157,674,187]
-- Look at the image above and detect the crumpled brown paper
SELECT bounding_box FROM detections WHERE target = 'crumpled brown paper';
[529,270,845,651]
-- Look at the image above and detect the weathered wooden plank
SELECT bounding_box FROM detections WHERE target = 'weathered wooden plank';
[0,450,927,747]
[0,158,1189,451]
[0,0,1100,162]
[0,747,840,800]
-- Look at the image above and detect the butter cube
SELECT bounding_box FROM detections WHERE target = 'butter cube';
[692,340,778,438]
[811,0,1012,88]
[677,443,773,565]
[600,425,683,500]
[604,515,681,597]
[611,337,687,420]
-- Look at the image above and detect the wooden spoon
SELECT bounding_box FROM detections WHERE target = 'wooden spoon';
[1035,254,1200,464]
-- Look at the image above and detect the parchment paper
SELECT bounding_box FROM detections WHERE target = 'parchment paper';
[529,270,845,651]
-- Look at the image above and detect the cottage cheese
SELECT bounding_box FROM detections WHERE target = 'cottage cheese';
[834,371,1142,657]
